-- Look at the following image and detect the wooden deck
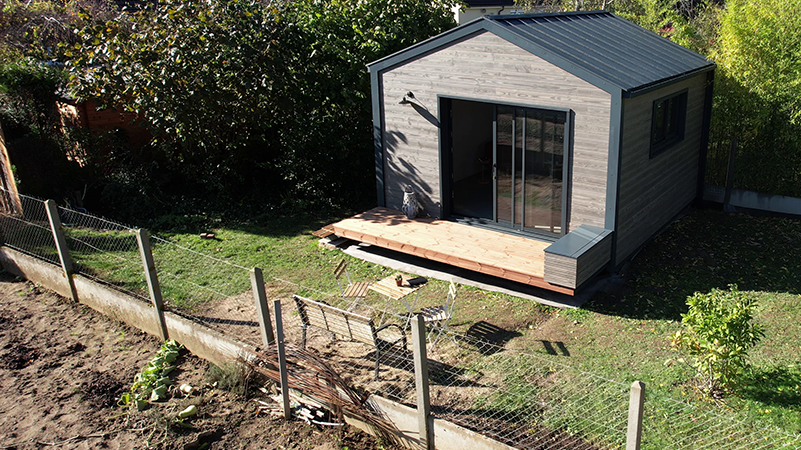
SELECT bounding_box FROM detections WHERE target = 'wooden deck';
[331,208,574,296]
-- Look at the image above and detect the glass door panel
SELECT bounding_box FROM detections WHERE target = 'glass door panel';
[513,109,525,227]
[522,111,565,234]
[495,106,514,224]
[494,106,566,236]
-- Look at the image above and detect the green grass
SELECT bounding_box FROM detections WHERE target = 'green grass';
[54,207,801,446]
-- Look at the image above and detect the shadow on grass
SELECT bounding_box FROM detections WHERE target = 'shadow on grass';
[584,208,801,321]
[464,321,522,355]
[739,365,801,408]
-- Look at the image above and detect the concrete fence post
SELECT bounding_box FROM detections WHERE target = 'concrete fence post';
[411,315,433,450]
[250,267,274,347]
[626,381,645,450]
[273,300,291,420]
[44,200,78,302]
[135,229,169,341]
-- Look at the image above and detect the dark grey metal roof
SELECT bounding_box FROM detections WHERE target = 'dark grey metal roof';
[463,0,515,7]
[368,11,714,97]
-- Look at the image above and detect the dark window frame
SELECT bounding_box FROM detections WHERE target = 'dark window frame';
[649,89,688,158]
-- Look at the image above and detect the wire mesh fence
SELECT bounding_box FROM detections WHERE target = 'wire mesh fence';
[0,192,60,265]
[2,190,800,450]
[147,235,261,345]
[58,205,150,302]
[425,331,629,450]
[642,389,801,450]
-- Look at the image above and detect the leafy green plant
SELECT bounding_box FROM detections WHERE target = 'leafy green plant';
[120,340,183,410]
[671,285,764,397]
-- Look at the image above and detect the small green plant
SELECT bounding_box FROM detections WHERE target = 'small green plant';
[120,340,182,410]
[671,285,764,397]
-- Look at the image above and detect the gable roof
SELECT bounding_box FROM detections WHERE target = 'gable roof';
[368,11,714,98]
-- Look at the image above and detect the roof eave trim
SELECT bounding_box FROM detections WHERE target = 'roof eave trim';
[623,63,716,98]
[367,18,489,74]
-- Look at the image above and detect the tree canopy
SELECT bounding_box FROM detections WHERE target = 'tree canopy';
[65,0,458,214]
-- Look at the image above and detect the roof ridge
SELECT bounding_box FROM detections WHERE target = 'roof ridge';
[485,10,610,20]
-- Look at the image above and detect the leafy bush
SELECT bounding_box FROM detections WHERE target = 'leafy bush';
[68,0,458,212]
[671,285,764,397]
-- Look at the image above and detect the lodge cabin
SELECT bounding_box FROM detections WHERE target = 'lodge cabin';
[332,11,715,295]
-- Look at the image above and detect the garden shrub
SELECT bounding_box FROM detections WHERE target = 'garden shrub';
[671,285,764,398]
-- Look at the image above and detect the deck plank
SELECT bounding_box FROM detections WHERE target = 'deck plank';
[331,208,573,296]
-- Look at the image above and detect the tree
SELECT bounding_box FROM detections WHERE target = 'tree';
[69,0,459,211]
[714,0,801,124]
[707,0,801,196]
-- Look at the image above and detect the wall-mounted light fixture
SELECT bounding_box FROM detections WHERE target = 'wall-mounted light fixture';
[399,91,416,105]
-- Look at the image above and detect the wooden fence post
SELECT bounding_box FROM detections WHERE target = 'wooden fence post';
[44,200,78,302]
[135,229,169,341]
[250,268,274,347]
[626,381,645,450]
[411,314,433,450]
[273,300,291,420]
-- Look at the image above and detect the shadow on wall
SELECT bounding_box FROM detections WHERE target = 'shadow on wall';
[384,128,437,216]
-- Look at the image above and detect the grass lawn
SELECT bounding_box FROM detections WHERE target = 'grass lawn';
[59,206,801,442]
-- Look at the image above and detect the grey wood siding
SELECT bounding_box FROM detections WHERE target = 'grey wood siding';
[543,225,612,289]
[615,73,708,264]
[380,31,611,229]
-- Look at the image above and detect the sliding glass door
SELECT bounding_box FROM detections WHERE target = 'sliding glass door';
[446,98,567,237]
[495,106,565,235]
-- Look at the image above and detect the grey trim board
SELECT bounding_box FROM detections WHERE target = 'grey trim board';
[604,91,624,268]
[696,70,715,204]
[544,224,612,258]
[438,96,452,218]
[371,70,385,207]
[624,65,715,98]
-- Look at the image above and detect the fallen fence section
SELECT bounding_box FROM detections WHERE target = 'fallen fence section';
[0,246,516,450]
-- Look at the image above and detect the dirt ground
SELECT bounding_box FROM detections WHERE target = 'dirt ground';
[0,272,392,450]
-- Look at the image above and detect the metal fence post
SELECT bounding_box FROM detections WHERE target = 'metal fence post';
[44,200,78,302]
[273,300,291,420]
[626,381,645,450]
[411,314,433,450]
[250,267,274,347]
[135,229,169,341]
[723,138,738,211]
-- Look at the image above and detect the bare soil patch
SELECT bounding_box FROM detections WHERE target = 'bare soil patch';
[0,273,393,449]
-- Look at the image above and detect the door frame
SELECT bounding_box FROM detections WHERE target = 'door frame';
[438,95,573,239]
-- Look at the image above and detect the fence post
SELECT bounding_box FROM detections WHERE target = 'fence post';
[135,229,169,341]
[411,315,433,450]
[723,138,738,211]
[273,300,291,420]
[44,200,78,302]
[250,267,274,347]
[626,381,645,450]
